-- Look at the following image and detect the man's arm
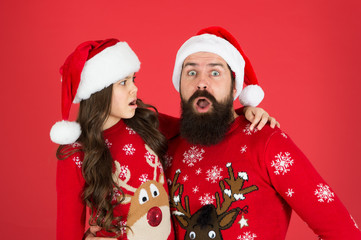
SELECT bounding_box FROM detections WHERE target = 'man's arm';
[264,131,361,239]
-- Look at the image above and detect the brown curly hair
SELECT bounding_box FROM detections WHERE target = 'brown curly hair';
[56,84,167,235]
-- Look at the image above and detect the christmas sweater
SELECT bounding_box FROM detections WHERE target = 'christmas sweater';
[56,119,176,240]
[165,115,361,240]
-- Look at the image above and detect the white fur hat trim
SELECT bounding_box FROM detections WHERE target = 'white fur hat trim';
[74,42,140,103]
[172,34,245,100]
[50,120,81,145]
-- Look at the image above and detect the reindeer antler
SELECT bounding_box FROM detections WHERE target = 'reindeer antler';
[169,169,191,219]
[113,161,137,193]
[215,163,258,215]
[144,144,162,181]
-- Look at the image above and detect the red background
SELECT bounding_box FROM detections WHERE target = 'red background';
[0,0,360,239]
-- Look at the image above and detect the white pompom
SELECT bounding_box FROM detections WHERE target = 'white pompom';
[239,85,265,107]
[50,120,81,144]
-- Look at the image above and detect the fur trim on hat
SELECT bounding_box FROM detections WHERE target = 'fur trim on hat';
[172,34,245,100]
[74,42,140,103]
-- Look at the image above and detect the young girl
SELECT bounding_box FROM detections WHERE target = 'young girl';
[50,38,277,240]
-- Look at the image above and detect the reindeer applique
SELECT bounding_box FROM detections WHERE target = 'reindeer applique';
[112,144,171,240]
[170,163,258,240]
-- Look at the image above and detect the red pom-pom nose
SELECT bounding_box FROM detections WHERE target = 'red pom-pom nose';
[147,207,162,227]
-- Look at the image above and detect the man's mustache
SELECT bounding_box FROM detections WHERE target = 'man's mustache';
[188,90,217,104]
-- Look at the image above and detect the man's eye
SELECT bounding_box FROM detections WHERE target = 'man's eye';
[211,71,220,76]
[188,70,196,76]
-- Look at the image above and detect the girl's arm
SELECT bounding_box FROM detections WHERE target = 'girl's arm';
[238,106,280,130]
[56,150,86,240]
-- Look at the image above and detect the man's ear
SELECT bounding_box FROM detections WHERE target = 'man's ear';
[232,84,237,99]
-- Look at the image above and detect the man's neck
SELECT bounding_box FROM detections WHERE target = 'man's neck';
[232,110,239,121]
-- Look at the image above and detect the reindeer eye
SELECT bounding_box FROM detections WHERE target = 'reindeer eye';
[208,230,216,239]
[150,183,160,198]
[189,231,196,239]
[139,189,149,204]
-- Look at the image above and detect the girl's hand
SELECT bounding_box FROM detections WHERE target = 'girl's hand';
[243,106,280,131]
[83,225,117,240]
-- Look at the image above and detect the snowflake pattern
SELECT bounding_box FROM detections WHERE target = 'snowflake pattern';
[195,168,202,175]
[271,152,294,175]
[192,186,199,193]
[314,183,334,203]
[206,166,223,183]
[123,144,135,155]
[117,164,129,180]
[164,154,173,169]
[118,220,127,237]
[139,174,149,183]
[105,139,112,148]
[183,146,205,167]
[199,193,215,205]
[243,123,258,135]
[286,188,294,197]
[145,151,156,163]
[240,145,247,153]
[112,187,122,202]
[145,151,162,170]
[237,231,257,240]
[182,175,189,182]
[126,126,136,135]
[72,156,82,168]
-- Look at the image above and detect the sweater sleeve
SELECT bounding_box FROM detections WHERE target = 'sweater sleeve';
[263,130,361,239]
[56,150,86,240]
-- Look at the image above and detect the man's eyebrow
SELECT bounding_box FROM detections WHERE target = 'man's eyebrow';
[208,63,225,68]
[183,62,198,68]
[183,62,225,68]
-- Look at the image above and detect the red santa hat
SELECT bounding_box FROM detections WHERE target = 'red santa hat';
[50,38,140,144]
[172,26,264,107]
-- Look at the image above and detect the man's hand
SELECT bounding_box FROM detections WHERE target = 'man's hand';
[243,106,280,131]
[83,225,117,240]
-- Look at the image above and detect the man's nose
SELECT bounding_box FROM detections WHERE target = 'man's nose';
[197,73,208,90]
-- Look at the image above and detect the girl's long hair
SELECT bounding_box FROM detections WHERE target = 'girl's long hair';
[56,84,167,234]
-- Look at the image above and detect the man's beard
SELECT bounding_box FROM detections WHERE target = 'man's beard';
[180,90,234,146]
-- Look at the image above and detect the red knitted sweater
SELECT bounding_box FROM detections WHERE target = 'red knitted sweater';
[165,115,361,240]
[56,118,177,240]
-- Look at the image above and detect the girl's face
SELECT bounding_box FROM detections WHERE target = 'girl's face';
[103,73,138,130]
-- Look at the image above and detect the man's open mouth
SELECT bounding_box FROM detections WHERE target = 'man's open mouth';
[194,97,212,112]
[197,98,210,109]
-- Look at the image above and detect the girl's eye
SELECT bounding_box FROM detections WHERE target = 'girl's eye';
[188,70,196,76]
[120,80,126,86]
[211,71,220,76]
[132,76,136,82]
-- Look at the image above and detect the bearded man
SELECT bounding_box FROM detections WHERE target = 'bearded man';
[165,26,361,240]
